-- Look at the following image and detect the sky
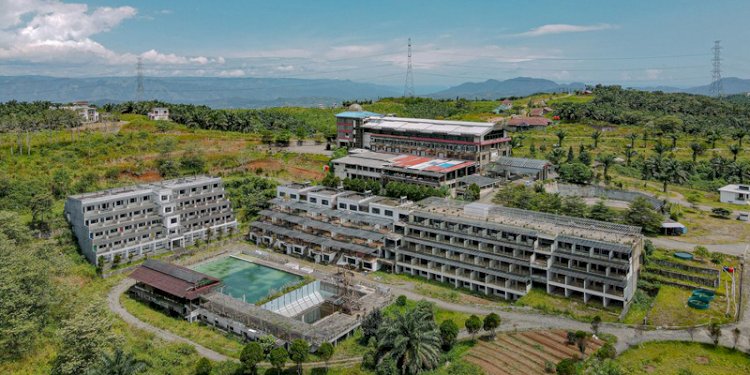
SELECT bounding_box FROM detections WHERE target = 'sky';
[0,0,749,90]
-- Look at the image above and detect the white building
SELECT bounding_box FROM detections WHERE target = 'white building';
[61,101,100,123]
[719,184,750,205]
[148,107,170,121]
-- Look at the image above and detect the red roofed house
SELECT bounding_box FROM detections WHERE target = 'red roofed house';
[506,117,552,131]
[129,259,220,318]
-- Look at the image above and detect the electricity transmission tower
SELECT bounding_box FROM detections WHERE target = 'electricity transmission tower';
[136,57,144,102]
[403,38,415,97]
[711,40,723,98]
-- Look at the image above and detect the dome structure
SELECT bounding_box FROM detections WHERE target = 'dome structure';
[347,103,363,112]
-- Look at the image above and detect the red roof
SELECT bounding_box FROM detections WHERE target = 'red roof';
[389,154,475,174]
[130,260,220,300]
[502,99,512,105]
[507,117,552,127]
[529,108,545,117]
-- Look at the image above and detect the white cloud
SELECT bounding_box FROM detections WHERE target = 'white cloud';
[275,64,295,72]
[645,69,662,80]
[0,0,222,69]
[218,69,245,77]
[517,23,617,37]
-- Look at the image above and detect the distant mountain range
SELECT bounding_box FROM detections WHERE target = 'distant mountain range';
[0,75,399,108]
[429,77,587,99]
[1,75,749,108]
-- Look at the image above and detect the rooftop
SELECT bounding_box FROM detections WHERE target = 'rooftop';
[129,260,220,300]
[719,184,750,192]
[363,116,499,136]
[507,117,552,126]
[489,156,550,170]
[335,111,382,119]
[69,175,220,202]
[335,150,474,175]
[414,197,642,244]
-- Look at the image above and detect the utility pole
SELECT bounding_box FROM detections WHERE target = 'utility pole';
[711,40,723,98]
[136,56,145,102]
[403,38,415,97]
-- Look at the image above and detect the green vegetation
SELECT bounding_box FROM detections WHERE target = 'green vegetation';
[515,289,621,322]
[616,341,750,375]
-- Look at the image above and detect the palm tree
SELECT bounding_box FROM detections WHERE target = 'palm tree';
[377,305,441,375]
[597,153,617,179]
[555,130,567,148]
[590,130,602,148]
[86,348,146,375]
[653,141,669,157]
[706,130,721,149]
[642,131,649,148]
[625,146,637,166]
[656,158,688,193]
[627,133,639,149]
[729,144,741,162]
[733,129,747,147]
[668,133,678,149]
[689,142,704,162]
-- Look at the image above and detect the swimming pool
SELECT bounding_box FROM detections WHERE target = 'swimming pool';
[192,256,302,304]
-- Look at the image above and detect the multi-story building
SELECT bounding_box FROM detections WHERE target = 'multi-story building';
[64,176,237,265]
[335,108,383,148]
[251,184,644,308]
[332,149,477,189]
[60,101,100,123]
[360,117,510,170]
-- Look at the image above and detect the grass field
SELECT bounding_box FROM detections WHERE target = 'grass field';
[617,341,750,375]
[515,289,621,323]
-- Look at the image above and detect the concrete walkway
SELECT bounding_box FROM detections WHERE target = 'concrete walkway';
[650,238,749,256]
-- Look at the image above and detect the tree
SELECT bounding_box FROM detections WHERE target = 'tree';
[561,196,588,218]
[180,148,207,175]
[729,144,741,162]
[377,305,441,375]
[85,348,146,375]
[578,148,592,166]
[558,162,593,184]
[566,331,576,345]
[589,200,615,222]
[483,313,501,338]
[567,146,575,163]
[555,130,567,147]
[52,303,117,375]
[653,141,669,157]
[316,342,334,369]
[595,342,617,360]
[546,147,567,166]
[556,358,577,375]
[733,129,747,147]
[258,335,276,356]
[289,339,309,375]
[597,153,617,180]
[194,358,212,375]
[668,133,679,149]
[707,322,722,347]
[464,183,481,201]
[362,308,383,341]
[156,157,180,178]
[655,158,688,193]
[689,142,705,162]
[439,319,459,351]
[396,295,408,306]
[591,315,602,336]
[465,315,482,340]
[377,357,399,375]
[320,172,340,188]
[268,347,288,373]
[654,115,682,136]
[591,130,602,148]
[0,225,52,360]
[624,197,663,235]
[240,342,264,375]
[627,133,639,149]
[706,130,721,149]
[624,146,637,166]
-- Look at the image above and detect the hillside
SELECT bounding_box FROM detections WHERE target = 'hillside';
[0,75,399,108]
[429,77,587,99]
[686,77,750,96]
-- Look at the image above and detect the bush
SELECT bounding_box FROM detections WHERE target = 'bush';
[558,162,593,184]
[711,207,732,219]
[596,342,617,360]
[395,295,407,306]
[439,319,459,351]
[556,358,578,375]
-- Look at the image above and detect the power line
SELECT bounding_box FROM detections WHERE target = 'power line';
[403,38,415,97]
[711,40,723,98]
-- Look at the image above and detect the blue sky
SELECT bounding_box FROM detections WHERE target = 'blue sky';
[1,0,748,89]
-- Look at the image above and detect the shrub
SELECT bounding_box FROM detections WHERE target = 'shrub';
[596,342,617,360]
[711,207,732,219]
[556,358,577,375]
[395,295,407,306]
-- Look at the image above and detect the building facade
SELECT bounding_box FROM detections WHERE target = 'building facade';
[251,185,643,307]
[332,150,477,189]
[61,101,100,123]
[361,117,510,170]
[148,107,170,121]
[335,110,383,148]
[64,176,237,265]
[719,184,750,205]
